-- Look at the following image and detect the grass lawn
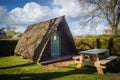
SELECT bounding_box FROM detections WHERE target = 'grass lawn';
[0,56,120,80]
[5,31,22,37]
[6,31,16,37]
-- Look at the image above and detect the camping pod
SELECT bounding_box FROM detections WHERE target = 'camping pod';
[14,16,77,64]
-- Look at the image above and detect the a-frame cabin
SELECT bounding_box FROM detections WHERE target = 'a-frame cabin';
[14,16,77,64]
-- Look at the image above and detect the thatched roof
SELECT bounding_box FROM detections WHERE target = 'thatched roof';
[14,16,64,62]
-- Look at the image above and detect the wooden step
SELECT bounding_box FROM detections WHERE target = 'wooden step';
[40,55,75,65]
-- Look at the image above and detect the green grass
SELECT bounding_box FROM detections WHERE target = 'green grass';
[5,31,22,37]
[0,56,120,80]
[5,31,16,36]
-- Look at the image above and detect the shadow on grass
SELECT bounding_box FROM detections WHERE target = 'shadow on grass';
[104,57,120,73]
[0,63,36,70]
[0,66,96,80]
[0,58,120,80]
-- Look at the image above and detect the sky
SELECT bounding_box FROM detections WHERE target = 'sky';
[0,0,107,36]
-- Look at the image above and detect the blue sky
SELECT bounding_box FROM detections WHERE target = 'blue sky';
[0,0,52,11]
[0,0,106,36]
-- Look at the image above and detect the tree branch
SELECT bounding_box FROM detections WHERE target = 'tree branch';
[96,1,112,26]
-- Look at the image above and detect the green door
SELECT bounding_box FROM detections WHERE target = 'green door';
[51,31,61,57]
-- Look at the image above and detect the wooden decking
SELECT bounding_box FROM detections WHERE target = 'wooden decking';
[40,55,76,65]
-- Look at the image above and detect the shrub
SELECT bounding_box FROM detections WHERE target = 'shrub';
[0,40,18,57]
[99,38,110,49]
[74,38,97,51]
[112,38,120,55]
[74,38,120,56]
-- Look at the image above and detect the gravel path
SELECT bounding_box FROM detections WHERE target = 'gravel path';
[43,60,120,80]
[108,73,120,80]
[43,60,74,70]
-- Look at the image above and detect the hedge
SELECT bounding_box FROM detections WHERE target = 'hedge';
[0,40,18,57]
[74,38,120,55]
[1,38,120,57]
[74,38,97,50]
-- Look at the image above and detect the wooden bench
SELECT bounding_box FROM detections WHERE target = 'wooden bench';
[73,55,118,64]
[99,56,118,65]
[95,55,118,74]
[72,56,80,63]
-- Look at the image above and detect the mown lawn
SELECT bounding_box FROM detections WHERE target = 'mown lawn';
[6,31,16,37]
[0,56,120,80]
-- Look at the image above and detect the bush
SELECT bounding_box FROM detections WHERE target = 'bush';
[0,40,18,57]
[74,38,97,52]
[74,38,120,55]
[112,38,120,55]
[99,38,110,49]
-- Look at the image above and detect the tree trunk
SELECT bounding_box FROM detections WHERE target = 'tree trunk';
[112,25,118,35]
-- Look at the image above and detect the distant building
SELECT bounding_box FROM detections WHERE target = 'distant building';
[103,29,112,35]
[103,29,120,35]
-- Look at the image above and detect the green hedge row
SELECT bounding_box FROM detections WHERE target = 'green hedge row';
[0,40,18,57]
[1,38,120,57]
[74,38,120,55]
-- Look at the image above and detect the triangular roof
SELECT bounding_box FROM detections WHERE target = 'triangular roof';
[14,16,76,63]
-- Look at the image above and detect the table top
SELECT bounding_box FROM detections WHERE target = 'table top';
[79,49,109,55]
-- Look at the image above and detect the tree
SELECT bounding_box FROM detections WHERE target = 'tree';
[5,25,11,31]
[5,25,16,32]
[80,0,120,35]
[0,27,5,32]
[11,27,16,32]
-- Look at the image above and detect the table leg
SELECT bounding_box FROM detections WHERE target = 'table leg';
[96,67,104,74]
[94,55,104,74]
[77,63,82,68]
[76,54,84,68]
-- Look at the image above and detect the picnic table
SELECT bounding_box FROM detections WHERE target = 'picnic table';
[73,49,118,74]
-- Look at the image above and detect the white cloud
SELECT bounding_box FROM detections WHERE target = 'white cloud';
[96,24,103,31]
[0,6,9,24]
[0,0,82,25]
[95,24,109,34]
[52,0,95,20]
[9,2,51,25]
[69,21,87,36]
[0,0,103,36]
[0,6,7,17]
[52,0,81,19]
[15,26,27,32]
[72,27,82,36]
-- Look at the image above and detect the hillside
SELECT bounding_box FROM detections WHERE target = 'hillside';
[5,31,22,37]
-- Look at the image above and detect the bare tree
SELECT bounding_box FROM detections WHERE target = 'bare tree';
[11,27,16,32]
[80,0,120,35]
[5,25,16,32]
[5,25,11,31]
[0,27,5,32]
